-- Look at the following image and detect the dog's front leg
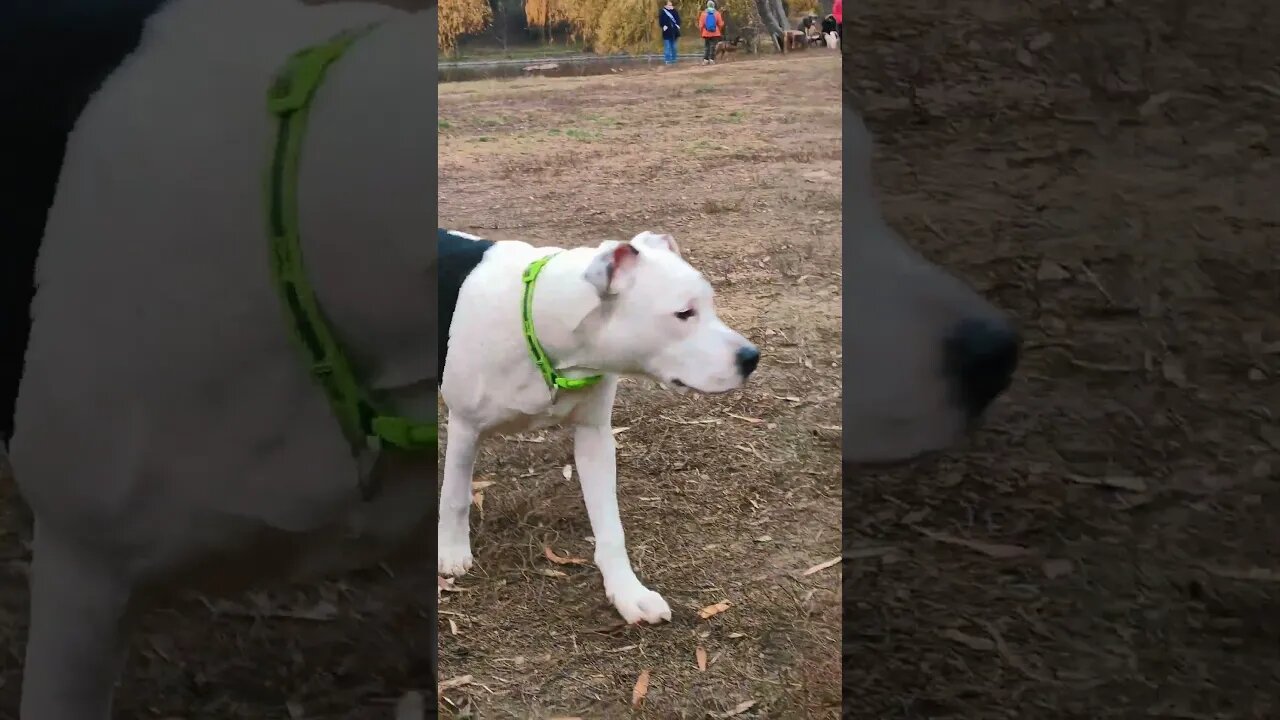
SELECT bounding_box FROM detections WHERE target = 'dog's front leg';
[573,424,671,625]
[20,522,136,720]
[438,412,479,576]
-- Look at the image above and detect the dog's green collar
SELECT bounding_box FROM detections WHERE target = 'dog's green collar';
[521,254,604,392]
[264,26,436,496]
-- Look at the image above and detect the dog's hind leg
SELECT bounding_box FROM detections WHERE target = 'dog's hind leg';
[438,412,479,576]
[573,424,672,625]
[20,523,137,720]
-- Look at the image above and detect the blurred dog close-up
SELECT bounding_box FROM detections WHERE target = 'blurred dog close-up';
[2,0,436,717]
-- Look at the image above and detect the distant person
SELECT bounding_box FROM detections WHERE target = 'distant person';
[658,0,681,65]
[834,0,843,38]
[821,12,839,48]
[698,0,724,65]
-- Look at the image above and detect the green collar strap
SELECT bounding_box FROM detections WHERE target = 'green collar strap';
[521,254,604,392]
[264,26,436,494]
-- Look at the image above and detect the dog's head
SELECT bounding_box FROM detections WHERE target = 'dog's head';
[583,232,759,393]
[845,106,1020,464]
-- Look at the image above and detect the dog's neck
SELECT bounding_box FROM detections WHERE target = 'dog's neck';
[292,10,438,394]
[524,248,629,379]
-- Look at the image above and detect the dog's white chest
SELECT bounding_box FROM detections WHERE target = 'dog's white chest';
[490,391,587,434]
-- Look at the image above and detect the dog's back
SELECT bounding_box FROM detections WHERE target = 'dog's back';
[0,0,175,445]
[436,229,495,384]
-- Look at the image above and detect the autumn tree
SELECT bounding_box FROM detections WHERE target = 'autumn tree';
[525,0,762,54]
[439,0,492,55]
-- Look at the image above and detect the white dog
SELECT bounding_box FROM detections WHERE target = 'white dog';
[3,1,436,717]
[842,102,1019,464]
[436,229,761,625]
[0,0,1016,714]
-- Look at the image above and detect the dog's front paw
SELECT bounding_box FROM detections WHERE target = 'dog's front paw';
[607,584,672,625]
[438,540,474,577]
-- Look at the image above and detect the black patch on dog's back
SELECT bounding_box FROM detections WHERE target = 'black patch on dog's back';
[1,0,174,443]
[436,229,495,384]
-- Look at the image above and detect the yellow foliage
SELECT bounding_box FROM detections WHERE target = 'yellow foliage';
[439,0,492,54]
[525,0,760,54]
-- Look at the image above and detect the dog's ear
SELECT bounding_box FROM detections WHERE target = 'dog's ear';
[629,231,681,256]
[585,241,640,295]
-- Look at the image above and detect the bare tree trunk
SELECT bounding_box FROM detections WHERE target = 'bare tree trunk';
[753,0,789,50]
[496,0,508,51]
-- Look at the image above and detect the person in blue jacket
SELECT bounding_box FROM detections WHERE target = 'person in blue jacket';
[658,0,682,65]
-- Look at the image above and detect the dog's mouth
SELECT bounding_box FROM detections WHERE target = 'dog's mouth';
[668,378,736,395]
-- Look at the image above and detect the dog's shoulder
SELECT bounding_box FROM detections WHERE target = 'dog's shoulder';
[437,228,496,361]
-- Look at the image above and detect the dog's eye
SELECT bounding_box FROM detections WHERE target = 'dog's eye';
[674,309,696,321]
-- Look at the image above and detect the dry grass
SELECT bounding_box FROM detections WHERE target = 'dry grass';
[844,0,1280,717]
[0,54,838,720]
[438,55,842,717]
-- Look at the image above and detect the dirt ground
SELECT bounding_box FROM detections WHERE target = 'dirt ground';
[437,55,843,717]
[844,0,1280,718]
[0,52,838,720]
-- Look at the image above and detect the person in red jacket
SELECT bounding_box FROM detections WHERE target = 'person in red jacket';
[697,1,724,65]
[832,0,843,43]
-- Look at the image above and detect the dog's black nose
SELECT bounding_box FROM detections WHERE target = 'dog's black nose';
[736,346,761,378]
[945,318,1019,418]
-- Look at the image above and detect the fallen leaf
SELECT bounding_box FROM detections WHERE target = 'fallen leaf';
[901,508,929,524]
[727,412,765,424]
[631,669,651,707]
[1139,90,1176,118]
[394,691,426,720]
[698,601,732,619]
[1259,424,1280,452]
[562,464,573,481]
[534,568,568,578]
[438,674,473,691]
[1027,31,1054,51]
[917,528,1033,559]
[696,645,708,671]
[437,577,469,593]
[940,628,995,651]
[471,480,494,512]
[586,621,629,634]
[1042,558,1075,579]
[1036,259,1071,281]
[845,546,897,560]
[1065,474,1149,493]
[1161,357,1188,387]
[802,557,841,575]
[279,601,339,621]
[1202,565,1280,583]
[544,546,589,566]
[716,700,758,717]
